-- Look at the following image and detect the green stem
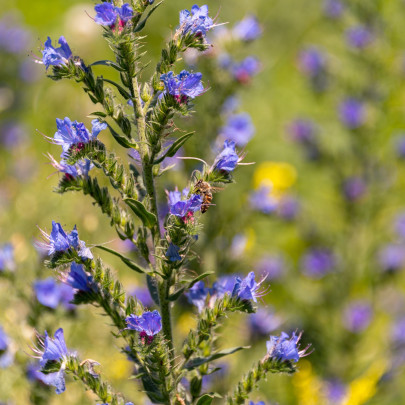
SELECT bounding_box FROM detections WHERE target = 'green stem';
[158,278,174,362]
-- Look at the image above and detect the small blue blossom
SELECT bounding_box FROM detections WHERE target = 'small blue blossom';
[346,26,373,49]
[0,243,15,272]
[249,185,278,214]
[49,154,93,179]
[161,70,204,102]
[266,331,309,363]
[94,2,134,28]
[165,243,181,262]
[221,95,240,115]
[343,300,373,333]
[211,275,238,298]
[168,187,203,218]
[213,140,240,172]
[125,310,162,342]
[41,36,72,69]
[277,196,300,220]
[392,317,405,345]
[232,272,267,302]
[301,248,335,279]
[53,118,106,153]
[185,281,210,312]
[339,98,366,129]
[323,0,344,19]
[34,278,61,309]
[394,135,405,159]
[255,255,286,281]
[343,177,366,201]
[232,56,260,83]
[298,47,326,77]
[233,15,262,41]
[62,262,94,293]
[249,402,265,405]
[179,5,214,37]
[378,244,405,272]
[36,328,70,394]
[220,113,255,146]
[0,326,13,368]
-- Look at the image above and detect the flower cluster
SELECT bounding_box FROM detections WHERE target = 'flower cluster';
[161,70,204,103]
[34,277,75,310]
[0,243,15,272]
[178,5,214,37]
[167,187,202,220]
[125,310,162,344]
[94,2,134,29]
[266,331,311,363]
[41,36,72,70]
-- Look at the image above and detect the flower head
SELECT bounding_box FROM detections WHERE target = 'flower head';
[0,326,13,368]
[61,262,94,293]
[301,248,335,279]
[165,243,181,262]
[34,278,62,309]
[249,185,278,214]
[298,47,326,77]
[343,300,373,333]
[161,70,204,102]
[167,187,202,218]
[346,26,373,49]
[220,113,255,147]
[0,243,15,272]
[185,281,210,312]
[378,244,405,273]
[266,331,310,363]
[255,255,286,281]
[41,36,72,69]
[232,271,267,302]
[323,0,344,18]
[54,117,106,153]
[233,15,262,41]
[94,2,134,28]
[125,310,162,343]
[339,98,366,129]
[178,5,214,37]
[213,140,240,173]
[232,56,260,83]
[343,177,366,201]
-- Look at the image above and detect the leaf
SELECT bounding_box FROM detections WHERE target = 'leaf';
[103,78,132,99]
[196,393,222,405]
[168,272,213,301]
[147,275,160,305]
[134,1,163,32]
[95,245,149,274]
[88,111,107,118]
[153,132,194,164]
[107,124,137,149]
[124,198,157,228]
[90,60,126,72]
[184,347,250,370]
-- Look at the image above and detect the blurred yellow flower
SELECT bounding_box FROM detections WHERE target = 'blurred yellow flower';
[293,360,323,405]
[253,161,297,196]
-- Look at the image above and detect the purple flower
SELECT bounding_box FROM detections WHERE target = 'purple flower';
[233,15,262,41]
[343,300,373,333]
[394,212,405,239]
[221,95,240,114]
[49,155,93,179]
[249,402,265,405]
[250,185,278,214]
[343,177,366,201]
[323,0,344,19]
[287,119,317,143]
[61,262,94,293]
[0,326,13,368]
[325,380,347,403]
[94,2,133,28]
[248,307,283,337]
[298,47,326,77]
[346,26,373,49]
[185,281,210,312]
[167,187,203,218]
[378,244,405,272]
[178,5,214,37]
[58,284,76,311]
[0,18,30,54]
[131,287,154,307]
[392,317,405,345]
[0,121,28,148]
[232,56,260,83]
[255,255,286,281]
[301,248,335,278]
[232,272,267,302]
[39,221,93,260]
[213,140,240,172]
[53,117,106,153]
[161,70,204,102]
[339,98,365,129]
[266,331,310,363]
[212,275,238,298]
[394,135,405,159]
[34,278,62,309]
[125,310,162,342]
[36,328,70,394]
[277,196,301,220]
[220,113,255,146]
[0,243,15,272]
[166,243,181,262]
[41,36,72,69]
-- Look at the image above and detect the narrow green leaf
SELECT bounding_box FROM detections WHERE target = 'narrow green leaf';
[153,132,194,164]
[134,1,163,32]
[146,275,160,305]
[88,111,107,118]
[184,347,250,370]
[90,60,126,72]
[103,78,132,99]
[95,245,149,274]
[196,393,222,405]
[107,124,137,149]
[168,272,213,301]
[124,198,157,228]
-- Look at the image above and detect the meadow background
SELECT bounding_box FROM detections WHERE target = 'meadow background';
[2,0,405,404]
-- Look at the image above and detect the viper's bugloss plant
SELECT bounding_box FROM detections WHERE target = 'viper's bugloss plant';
[32,2,309,403]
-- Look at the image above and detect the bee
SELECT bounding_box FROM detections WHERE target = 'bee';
[194,180,223,213]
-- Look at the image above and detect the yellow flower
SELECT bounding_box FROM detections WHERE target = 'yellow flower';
[292,360,323,405]
[253,162,297,197]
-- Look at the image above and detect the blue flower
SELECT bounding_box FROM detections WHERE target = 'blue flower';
[40,221,93,260]
[232,56,260,83]
[346,26,373,49]
[36,328,69,394]
[54,118,106,153]
[34,278,61,309]
[266,331,309,363]
[168,187,203,218]
[249,185,278,214]
[248,307,283,337]
[125,310,162,342]
[343,300,373,333]
[62,262,94,292]
[343,177,366,201]
[161,70,204,102]
[339,98,365,129]
[378,244,405,273]
[185,281,210,312]
[179,5,214,37]
[94,2,134,28]
[233,15,262,41]
[0,243,15,272]
[48,154,93,179]
[323,0,344,19]
[130,286,154,307]
[165,243,181,262]
[301,248,335,279]
[394,135,405,159]
[220,113,255,146]
[249,402,266,405]
[41,36,72,69]
[213,140,240,172]
[232,271,267,302]
[298,47,326,77]
[0,326,13,368]
[212,275,238,298]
